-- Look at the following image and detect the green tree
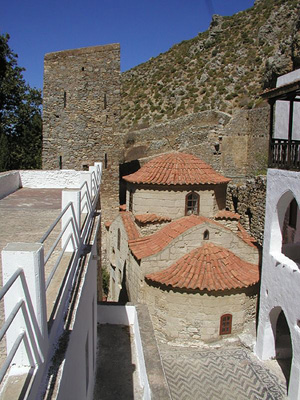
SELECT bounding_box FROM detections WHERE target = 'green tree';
[0,33,42,172]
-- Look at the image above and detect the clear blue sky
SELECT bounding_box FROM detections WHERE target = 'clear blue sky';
[2,0,254,91]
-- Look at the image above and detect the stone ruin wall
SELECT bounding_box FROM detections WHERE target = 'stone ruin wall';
[122,107,269,181]
[42,44,269,264]
[227,176,267,247]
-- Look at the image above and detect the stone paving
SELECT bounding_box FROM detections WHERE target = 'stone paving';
[159,343,288,400]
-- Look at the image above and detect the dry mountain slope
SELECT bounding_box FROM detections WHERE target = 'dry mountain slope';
[121,0,300,131]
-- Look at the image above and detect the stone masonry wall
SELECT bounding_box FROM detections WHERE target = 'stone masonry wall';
[227,175,267,246]
[122,107,269,181]
[43,44,121,170]
[127,184,226,220]
[43,44,122,223]
[144,285,258,344]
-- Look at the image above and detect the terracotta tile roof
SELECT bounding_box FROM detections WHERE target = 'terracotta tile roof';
[215,210,240,220]
[119,204,126,211]
[135,213,172,224]
[129,215,207,260]
[123,152,230,186]
[145,242,259,291]
[120,212,140,240]
[237,223,257,248]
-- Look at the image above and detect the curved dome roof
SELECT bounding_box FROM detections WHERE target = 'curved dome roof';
[123,152,230,185]
[145,242,259,291]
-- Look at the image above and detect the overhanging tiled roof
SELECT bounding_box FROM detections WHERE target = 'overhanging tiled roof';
[129,215,207,260]
[261,79,300,101]
[237,223,256,248]
[135,213,172,224]
[120,212,140,240]
[128,215,257,260]
[123,152,230,185]
[145,242,259,291]
[215,210,240,220]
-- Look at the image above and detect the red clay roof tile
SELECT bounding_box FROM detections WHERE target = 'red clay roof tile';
[129,215,207,260]
[215,210,240,220]
[135,213,172,224]
[123,152,230,186]
[129,215,257,260]
[120,212,140,240]
[237,223,257,248]
[145,242,259,291]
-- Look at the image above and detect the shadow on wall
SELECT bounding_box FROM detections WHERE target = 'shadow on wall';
[93,324,135,400]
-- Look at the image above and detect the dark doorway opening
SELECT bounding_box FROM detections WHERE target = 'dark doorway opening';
[118,263,129,304]
[119,160,140,205]
[275,310,292,390]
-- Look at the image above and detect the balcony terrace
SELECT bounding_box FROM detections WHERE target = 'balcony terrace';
[261,78,300,171]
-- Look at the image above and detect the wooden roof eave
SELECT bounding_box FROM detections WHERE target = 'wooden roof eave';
[260,80,300,102]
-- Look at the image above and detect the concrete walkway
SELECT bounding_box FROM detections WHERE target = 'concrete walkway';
[0,188,62,366]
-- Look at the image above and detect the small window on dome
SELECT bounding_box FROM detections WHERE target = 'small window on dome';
[185,192,199,216]
[220,314,232,335]
[203,230,209,240]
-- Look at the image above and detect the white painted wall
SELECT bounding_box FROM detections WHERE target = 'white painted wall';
[20,170,81,188]
[55,219,100,400]
[255,168,300,400]
[274,69,300,140]
[0,171,21,199]
[97,305,150,400]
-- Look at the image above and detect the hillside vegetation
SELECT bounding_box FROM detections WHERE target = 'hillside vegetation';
[121,0,300,130]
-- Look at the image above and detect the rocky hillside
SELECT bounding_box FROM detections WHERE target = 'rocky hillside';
[121,0,300,131]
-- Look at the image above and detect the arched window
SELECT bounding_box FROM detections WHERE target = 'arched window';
[282,196,300,249]
[203,229,209,240]
[185,192,199,216]
[220,314,232,335]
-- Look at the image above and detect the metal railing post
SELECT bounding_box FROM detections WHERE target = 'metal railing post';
[89,166,97,198]
[2,243,48,366]
[80,171,93,213]
[61,190,81,252]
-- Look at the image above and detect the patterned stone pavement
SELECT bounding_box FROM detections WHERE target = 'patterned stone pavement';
[159,345,288,400]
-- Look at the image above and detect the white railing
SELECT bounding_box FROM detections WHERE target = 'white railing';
[0,162,102,399]
[0,268,42,384]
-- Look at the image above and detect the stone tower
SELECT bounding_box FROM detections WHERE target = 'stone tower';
[43,43,121,171]
[43,44,122,229]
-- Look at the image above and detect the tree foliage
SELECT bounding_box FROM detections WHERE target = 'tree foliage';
[0,33,42,172]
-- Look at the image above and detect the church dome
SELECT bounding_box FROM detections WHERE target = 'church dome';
[123,152,230,186]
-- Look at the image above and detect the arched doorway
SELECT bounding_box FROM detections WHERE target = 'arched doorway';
[275,310,293,390]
